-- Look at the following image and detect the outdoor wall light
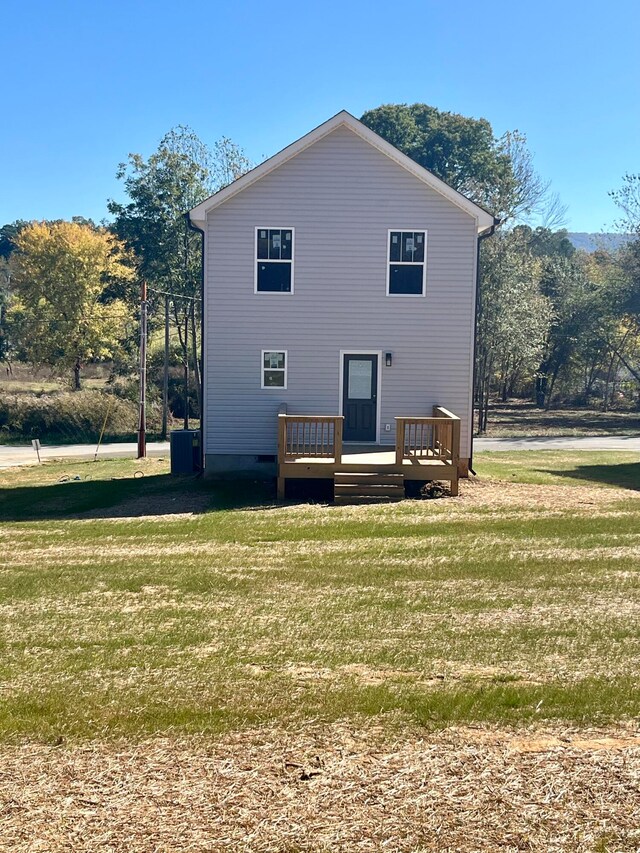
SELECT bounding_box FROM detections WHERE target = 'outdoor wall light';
[385,352,393,367]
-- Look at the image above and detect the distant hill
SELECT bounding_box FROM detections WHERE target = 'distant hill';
[568,232,634,253]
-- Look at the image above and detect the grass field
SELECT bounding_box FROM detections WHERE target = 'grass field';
[0,363,110,394]
[1,452,639,850]
[485,399,640,437]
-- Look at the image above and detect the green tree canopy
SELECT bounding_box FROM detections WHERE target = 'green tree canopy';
[361,103,547,222]
[108,126,215,302]
[107,126,252,415]
[0,220,29,260]
[475,229,552,427]
[9,221,133,388]
[513,225,576,259]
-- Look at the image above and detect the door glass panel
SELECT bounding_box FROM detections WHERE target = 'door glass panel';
[348,359,373,399]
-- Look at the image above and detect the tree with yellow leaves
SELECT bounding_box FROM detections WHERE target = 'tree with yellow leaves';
[9,221,134,389]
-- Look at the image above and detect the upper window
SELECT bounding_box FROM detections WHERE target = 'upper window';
[255,227,294,293]
[387,230,426,296]
[261,350,287,388]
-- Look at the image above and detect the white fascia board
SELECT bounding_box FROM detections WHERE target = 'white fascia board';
[189,110,497,233]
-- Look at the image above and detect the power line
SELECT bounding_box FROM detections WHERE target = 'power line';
[147,286,201,302]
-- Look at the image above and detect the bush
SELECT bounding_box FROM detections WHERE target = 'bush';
[0,390,141,444]
[420,480,448,499]
[404,480,448,499]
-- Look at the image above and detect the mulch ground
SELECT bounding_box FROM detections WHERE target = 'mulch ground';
[1,722,639,852]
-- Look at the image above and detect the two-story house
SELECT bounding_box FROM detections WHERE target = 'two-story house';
[188,111,496,500]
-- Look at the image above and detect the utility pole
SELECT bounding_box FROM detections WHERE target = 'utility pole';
[137,280,148,459]
[161,295,169,440]
[183,308,189,430]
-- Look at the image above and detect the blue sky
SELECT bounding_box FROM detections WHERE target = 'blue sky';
[1,0,638,232]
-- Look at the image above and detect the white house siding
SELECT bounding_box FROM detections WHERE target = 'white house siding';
[204,125,477,470]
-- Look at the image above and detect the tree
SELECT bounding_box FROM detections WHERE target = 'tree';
[0,256,13,365]
[515,225,575,259]
[593,242,640,405]
[0,220,29,260]
[475,229,551,430]
[9,221,133,388]
[1,219,96,261]
[360,103,548,222]
[533,254,606,408]
[610,174,640,235]
[212,137,254,189]
[108,126,252,419]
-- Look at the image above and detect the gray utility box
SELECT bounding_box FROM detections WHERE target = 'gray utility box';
[170,429,201,474]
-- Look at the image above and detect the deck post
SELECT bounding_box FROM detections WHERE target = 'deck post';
[395,418,405,466]
[277,414,287,500]
[450,417,460,496]
[334,416,343,463]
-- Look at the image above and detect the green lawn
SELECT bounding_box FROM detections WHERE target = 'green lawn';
[1,451,639,743]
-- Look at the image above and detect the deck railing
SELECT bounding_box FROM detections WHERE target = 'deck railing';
[395,406,460,467]
[278,414,344,463]
[277,407,460,500]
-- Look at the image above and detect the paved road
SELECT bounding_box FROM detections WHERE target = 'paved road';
[474,435,640,452]
[0,441,170,469]
[0,435,638,470]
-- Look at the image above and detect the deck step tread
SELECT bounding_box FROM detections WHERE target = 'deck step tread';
[334,495,404,504]
[335,485,405,497]
[334,480,405,487]
[334,471,404,485]
[333,470,405,503]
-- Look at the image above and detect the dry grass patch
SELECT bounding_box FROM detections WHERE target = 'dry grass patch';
[458,476,640,509]
[1,453,640,737]
[2,454,640,847]
[1,722,639,852]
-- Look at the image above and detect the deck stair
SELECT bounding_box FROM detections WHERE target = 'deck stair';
[333,471,405,504]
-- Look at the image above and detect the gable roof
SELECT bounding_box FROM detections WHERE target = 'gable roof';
[189,111,498,233]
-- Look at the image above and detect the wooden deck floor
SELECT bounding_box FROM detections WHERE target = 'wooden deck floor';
[282,445,455,481]
[287,448,448,465]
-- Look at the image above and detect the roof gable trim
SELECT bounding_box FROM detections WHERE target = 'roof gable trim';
[189,111,496,232]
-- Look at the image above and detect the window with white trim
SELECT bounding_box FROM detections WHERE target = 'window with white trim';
[261,350,287,388]
[387,230,426,296]
[256,228,294,292]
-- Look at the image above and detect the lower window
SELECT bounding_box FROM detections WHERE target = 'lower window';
[261,350,287,388]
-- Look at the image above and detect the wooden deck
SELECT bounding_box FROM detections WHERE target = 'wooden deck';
[277,407,461,501]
